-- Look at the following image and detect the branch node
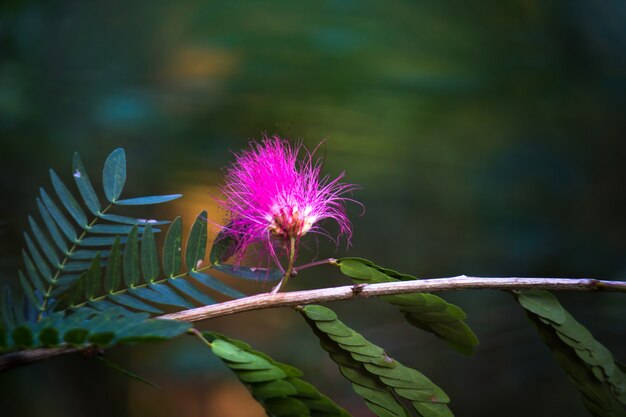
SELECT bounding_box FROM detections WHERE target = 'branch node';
[351,283,367,296]
[82,346,103,359]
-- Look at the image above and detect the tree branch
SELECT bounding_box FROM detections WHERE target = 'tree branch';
[1,275,624,371]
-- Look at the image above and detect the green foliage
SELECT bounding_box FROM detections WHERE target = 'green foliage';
[204,331,351,417]
[209,225,283,282]
[0,304,190,352]
[62,212,259,314]
[300,304,453,417]
[19,148,181,316]
[3,146,625,417]
[11,146,284,319]
[515,290,626,417]
[336,258,478,355]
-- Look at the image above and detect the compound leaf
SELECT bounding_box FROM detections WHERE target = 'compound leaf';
[204,332,351,417]
[300,305,453,417]
[337,258,478,355]
[102,148,126,202]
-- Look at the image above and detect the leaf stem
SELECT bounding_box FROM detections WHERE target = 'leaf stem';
[3,275,626,371]
[71,263,215,309]
[38,204,113,320]
[294,258,337,273]
[188,328,212,349]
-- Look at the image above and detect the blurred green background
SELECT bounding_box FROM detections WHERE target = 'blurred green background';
[1,1,625,416]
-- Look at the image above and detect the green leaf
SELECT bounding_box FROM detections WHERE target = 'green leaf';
[117,319,190,341]
[65,275,86,307]
[22,250,46,293]
[337,258,478,355]
[123,226,141,287]
[83,253,102,300]
[190,271,245,299]
[300,305,453,417]
[88,332,116,346]
[78,236,127,247]
[186,211,208,270]
[19,271,41,310]
[141,225,159,282]
[163,216,182,277]
[72,152,102,215]
[129,285,194,309]
[205,332,351,417]
[98,213,170,226]
[209,224,238,265]
[28,216,60,267]
[23,232,52,283]
[211,339,269,364]
[72,249,110,260]
[413,402,454,417]
[12,326,34,348]
[253,379,298,399]
[103,148,126,202]
[64,328,89,345]
[50,169,88,228]
[213,264,283,282]
[89,224,143,234]
[0,308,189,353]
[114,194,182,205]
[264,397,310,416]
[36,197,69,253]
[148,284,193,308]
[168,279,215,305]
[40,188,78,242]
[516,290,566,324]
[39,327,59,346]
[62,261,93,272]
[302,305,337,321]
[109,293,162,314]
[515,291,626,416]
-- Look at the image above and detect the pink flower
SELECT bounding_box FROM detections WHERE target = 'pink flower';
[219,136,359,267]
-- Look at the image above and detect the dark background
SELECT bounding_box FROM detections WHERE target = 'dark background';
[1,1,625,416]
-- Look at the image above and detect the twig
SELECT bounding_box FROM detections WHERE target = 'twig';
[1,276,624,371]
[160,276,626,322]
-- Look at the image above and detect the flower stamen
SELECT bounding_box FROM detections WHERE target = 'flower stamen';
[217,135,360,291]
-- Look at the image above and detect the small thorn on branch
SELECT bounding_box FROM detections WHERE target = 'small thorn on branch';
[82,346,104,359]
[351,283,367,295]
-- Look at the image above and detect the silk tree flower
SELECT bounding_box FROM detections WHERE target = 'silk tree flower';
[218,136,359,282]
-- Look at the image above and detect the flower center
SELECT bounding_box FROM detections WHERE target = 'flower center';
[267,203,316,239]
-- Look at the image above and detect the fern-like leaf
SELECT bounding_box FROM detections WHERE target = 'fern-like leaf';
[0,300,190,353]
[336,258,478,355]
[209,226,283,282]
[203,331,351,417]
[18,148,182,318]
[65,212,277,315]
[300,304,453,417]
[515,290,626,417]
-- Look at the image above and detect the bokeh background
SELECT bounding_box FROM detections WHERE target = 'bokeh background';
[1,1,625,416]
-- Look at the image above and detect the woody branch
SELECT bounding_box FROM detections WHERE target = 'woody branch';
[1,275,625,372]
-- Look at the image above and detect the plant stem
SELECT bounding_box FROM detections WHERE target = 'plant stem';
[271,237,296,294]
[294,258,337,273]
[188,328,212,349]
[71,263,215,309]
[38,204,113,320]
[3,275,626,371]
[162,275,626,323]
